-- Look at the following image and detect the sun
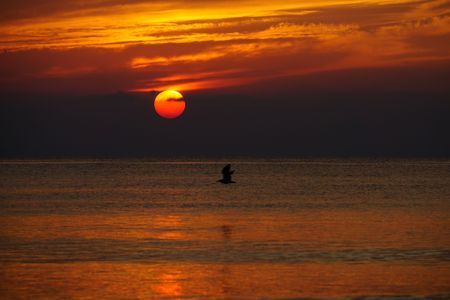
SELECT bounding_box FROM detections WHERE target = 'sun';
[154,90,186,119]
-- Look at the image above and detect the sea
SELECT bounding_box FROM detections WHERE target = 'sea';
[0,159,449,299]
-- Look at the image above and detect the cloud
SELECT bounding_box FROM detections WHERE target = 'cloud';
[0,0,449,93]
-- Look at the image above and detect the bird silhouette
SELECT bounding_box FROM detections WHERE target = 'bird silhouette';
[218,164,235,184]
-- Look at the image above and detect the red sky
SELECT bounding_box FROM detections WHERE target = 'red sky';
[0,0,449,94]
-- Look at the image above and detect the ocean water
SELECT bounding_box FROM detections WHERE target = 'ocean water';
[0,159,449,299]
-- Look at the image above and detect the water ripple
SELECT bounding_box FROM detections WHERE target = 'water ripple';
[1,238,449,264]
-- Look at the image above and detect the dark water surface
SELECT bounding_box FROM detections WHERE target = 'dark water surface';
[1,159,449,299]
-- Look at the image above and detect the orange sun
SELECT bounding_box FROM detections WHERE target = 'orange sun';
[154,90,186,119]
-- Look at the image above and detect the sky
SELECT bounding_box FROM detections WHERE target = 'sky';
[1,0,449,157]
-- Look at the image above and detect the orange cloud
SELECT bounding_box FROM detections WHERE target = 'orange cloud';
[0,0,449,93]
